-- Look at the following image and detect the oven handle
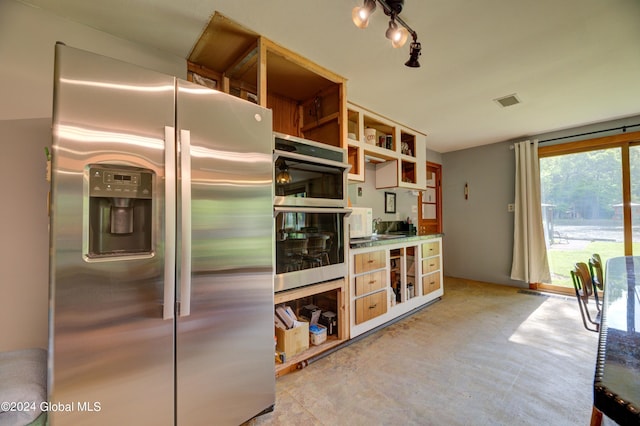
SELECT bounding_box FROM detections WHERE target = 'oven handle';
[274,149,352,172]
[274,206,353,217]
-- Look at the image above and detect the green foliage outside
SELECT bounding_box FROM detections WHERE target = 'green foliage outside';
[541,146,640,288]
[540,147,640,220]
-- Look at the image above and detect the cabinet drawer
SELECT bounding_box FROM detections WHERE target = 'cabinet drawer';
[355,290,387,324]
[421,241,440,257]
[422,272,441,295]
[422,256,440,274]
[355,270,386,296]
[354,250,385,274]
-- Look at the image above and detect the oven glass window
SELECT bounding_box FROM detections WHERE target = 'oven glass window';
[275,211,345,274]
[275,156,344,201]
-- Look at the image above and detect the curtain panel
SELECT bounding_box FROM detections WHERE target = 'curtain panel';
[510,140,551,283]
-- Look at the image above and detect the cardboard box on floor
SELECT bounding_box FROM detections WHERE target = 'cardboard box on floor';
[276,321,309,359]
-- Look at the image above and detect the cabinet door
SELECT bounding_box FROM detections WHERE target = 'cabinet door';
[422,272,441,295]
[354,250,385,274]
[375,160,399,189]
[422,256,440,274]
[421,241,440,257]
[355,270,386,296]
[355,290,387,324]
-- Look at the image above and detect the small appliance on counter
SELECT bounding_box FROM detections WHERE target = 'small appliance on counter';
[349,207,373,239]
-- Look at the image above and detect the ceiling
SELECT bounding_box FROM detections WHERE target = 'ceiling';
[19,0,640,153]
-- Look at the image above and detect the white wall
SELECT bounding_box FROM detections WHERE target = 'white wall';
[0,0,186,351]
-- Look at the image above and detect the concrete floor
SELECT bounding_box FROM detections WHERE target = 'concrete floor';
[248,277,598,426]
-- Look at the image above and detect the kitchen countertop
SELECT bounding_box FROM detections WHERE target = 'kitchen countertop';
[349,233,443,249]
[594,256,640,425]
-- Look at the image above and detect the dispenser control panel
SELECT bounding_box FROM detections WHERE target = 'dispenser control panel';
[89,165,152,199]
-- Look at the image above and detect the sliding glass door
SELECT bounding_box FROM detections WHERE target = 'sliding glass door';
[539,148,624,290]
[538,133,640,293]
[631,145,640,248]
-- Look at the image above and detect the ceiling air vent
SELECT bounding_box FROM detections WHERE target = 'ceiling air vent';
[494,94,521,108]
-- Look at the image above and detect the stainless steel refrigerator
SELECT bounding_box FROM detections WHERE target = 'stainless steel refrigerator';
[48,44,275,425]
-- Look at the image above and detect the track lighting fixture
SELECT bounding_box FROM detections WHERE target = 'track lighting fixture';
[352,0,421,67]
[405,41,421,68]
[352,0,377,29]
[385,19,409,48]
[351,0,422,68]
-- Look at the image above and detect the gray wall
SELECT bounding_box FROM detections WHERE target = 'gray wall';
[441,140,522,286]
[0,118,52,350]
[441,114,640,287]
[0,0,185,352]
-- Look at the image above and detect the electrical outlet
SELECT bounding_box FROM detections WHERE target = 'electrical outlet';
[508,203,515,212]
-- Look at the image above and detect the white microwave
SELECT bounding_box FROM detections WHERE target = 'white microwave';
[349,207,373,239]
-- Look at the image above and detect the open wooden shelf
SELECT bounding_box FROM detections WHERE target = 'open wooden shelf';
[275,336,345,377]
[188,12,347,148]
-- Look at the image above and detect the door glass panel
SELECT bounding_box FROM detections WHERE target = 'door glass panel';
[631,145,640,248]
[539,148,625,288]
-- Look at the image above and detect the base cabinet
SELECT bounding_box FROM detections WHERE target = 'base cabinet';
[352,250,387,325]
[422,272,441,295]
[349,237,443,338]
[274,278,348,377]
[355,290,388,324]
[420,240,442,296]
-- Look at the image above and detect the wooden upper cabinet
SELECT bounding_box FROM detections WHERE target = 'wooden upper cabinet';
[187,12,347,148]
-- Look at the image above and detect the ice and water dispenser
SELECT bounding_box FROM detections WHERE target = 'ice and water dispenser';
[87,164,154,258]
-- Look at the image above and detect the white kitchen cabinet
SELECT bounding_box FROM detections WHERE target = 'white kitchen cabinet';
[345,103,426,189]
[420,240,443,297]
[349,236,443,338]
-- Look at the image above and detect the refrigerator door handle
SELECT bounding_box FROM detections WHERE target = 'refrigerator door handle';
[163,126,177,320]
[179,129,192,317]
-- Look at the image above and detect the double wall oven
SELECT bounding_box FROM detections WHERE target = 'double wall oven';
[273,133,351,292]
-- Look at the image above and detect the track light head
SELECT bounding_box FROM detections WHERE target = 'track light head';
[385,19,409,48]
[352,0,377,29]
[405,41,421,68]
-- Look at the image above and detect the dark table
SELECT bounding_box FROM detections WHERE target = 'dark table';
[594,256,640,425]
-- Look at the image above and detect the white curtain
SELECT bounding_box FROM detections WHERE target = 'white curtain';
[510,140,551,283]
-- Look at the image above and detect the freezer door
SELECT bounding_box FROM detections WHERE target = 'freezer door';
[175,81,275,425]
[49,45,175,425]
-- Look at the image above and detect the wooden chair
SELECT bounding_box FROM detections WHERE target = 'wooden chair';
[571,262,601,332]
[588,253,604,309]
[302,234,330,268]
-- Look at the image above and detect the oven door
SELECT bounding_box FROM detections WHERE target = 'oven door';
[273,150,349,208]
[274,207,349,292]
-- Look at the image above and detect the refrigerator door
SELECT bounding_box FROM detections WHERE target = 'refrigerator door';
[50,45,175,425]
[175,81,275,425]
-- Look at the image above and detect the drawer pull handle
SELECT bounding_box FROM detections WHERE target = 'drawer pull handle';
[369,304,377,309]
[367,260,375,263]
[429,263,435,267]
[369,280,376,284]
